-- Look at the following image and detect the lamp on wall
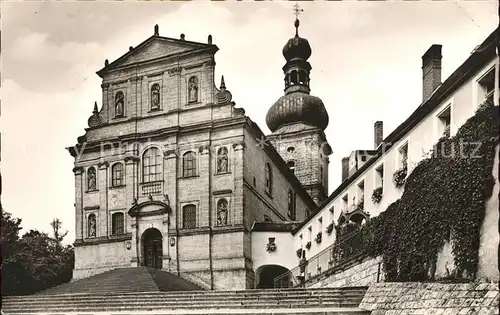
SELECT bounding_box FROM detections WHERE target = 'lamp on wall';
[125,241,132,250]
[170,237,176,247]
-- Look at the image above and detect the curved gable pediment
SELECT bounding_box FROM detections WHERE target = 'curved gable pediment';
[128,200,171,218]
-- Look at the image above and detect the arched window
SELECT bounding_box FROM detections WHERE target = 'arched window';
[151,83,161,110]
[88,214,97,238]
[87,167,97,191]
[216,147,229,173]
[265,163,273,195]
[183,151,197,177]
[111,212,124,235]
[216,198,228,226]
[115,91,124,117]
[287,190,296,220]
[142,147,162,183]
[111,163,124,187]
[290,70,298,85]
[298,71,306,85]
[182,204,196,229]
[287,161,295,174]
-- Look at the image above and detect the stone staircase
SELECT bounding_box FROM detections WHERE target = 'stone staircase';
[32,267,203,295]
[2,287,370,314]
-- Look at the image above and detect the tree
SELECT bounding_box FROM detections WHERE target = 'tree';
[1,212,74,295]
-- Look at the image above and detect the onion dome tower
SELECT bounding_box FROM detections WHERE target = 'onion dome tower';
[266,8,331,206]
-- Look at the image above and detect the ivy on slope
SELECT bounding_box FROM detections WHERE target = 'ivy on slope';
[341,102,499,282]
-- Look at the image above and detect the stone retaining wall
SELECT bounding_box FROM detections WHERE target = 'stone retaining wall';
[359,282,499,315]
[308,256,383,288]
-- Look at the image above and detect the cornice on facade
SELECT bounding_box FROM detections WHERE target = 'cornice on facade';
[251,221,299,232]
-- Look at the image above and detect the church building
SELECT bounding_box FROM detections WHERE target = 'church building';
[68,18,331,290]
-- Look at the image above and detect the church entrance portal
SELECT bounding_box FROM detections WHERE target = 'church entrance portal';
[142,228,163,269]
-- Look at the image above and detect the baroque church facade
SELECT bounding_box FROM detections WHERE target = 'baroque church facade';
[68,21,331,289]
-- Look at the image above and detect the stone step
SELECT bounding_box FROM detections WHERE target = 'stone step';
[0,307,371,315]
[12,288,368,299]
[1,302,364,313]
[4,292,364,302]
[2,298,362,310]
[36,289,366,295]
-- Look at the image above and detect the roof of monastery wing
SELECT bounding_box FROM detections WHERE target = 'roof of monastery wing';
[96,34,218,77]
[291,27,498,235]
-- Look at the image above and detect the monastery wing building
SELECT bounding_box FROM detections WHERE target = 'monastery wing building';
[67,21,331,290]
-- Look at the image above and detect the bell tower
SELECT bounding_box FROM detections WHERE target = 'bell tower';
[266,6,332,205]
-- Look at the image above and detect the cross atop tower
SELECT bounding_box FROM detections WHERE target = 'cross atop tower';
[293,3,303,20]
[293,4,304,35]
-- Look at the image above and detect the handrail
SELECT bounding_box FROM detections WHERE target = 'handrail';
[273,227,367,288]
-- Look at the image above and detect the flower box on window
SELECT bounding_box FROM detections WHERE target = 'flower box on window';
[393,167,408,188]
[266,238,276,253]
[296,248,302,258]
[371,187,383,204]
[315,232,322,244]
[266,242,276,252]
[305,241,311,250]
[326,223,334,235]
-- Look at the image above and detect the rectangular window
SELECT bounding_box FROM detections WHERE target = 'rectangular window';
[183,152,197,177]
[437,106,451,138]
[375,164,384,190]
[342,194,348,210]
[398,143,409,170]
[112,163,124,187]
[182,205,197,229]
[288,190,296,220]
[357,180,365,207]
[111,213,124,235]
[478,68,495,104]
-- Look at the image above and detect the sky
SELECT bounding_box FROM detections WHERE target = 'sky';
[1,1,497,244]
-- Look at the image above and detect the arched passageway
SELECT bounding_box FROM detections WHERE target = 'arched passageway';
[255,264,290,289]
[142,228,163,269]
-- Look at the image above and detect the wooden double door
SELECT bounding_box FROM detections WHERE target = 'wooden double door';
[143,228,163,269]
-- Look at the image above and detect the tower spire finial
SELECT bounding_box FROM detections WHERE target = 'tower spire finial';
[93,101,98,114]
[292,3,304,36]
[220,75,226,90]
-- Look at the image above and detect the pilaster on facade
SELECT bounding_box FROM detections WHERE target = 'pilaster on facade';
[163,147,178,230]
[73,166,84,242]
[101,83,110,123]
[97,161,109,238]
[232,140,245,226]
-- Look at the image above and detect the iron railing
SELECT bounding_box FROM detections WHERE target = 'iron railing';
[273,227,369,288]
